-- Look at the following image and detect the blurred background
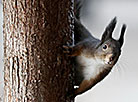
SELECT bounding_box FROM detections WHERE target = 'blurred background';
[0,0,138,102]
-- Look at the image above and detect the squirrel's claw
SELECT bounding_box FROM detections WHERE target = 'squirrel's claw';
[63,45,73,55]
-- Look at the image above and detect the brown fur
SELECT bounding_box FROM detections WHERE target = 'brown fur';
[63,43,84,56]
[75,67,112,96]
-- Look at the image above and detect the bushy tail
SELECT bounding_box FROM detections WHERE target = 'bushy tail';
[74,0,83,20]
[74,0,94,44]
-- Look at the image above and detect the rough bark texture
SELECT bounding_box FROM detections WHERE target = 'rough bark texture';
[3,0,74,102]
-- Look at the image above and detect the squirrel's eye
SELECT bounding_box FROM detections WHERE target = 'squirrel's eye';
[103,44,108,50]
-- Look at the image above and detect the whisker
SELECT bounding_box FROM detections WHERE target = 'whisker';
[113,56,129,79]
[114,62,123,77]
[119,56,129,71]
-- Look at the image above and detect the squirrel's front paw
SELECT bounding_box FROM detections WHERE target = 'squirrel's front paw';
[63,44,81,57]
[63,45,73,56]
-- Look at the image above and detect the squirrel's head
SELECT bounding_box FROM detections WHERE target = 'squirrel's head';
[95,17,126,67]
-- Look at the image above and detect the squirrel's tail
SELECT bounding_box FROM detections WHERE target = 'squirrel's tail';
[74,0,95,44]
[74,0,83,20]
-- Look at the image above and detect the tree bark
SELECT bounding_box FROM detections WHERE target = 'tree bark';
[3,0,74,102]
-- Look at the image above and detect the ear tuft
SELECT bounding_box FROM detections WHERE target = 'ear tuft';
[101,17,117,42]
[118,24,127,47]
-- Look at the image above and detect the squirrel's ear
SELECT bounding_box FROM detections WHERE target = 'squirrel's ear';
[118,24,127,47]
[101,17,117,42]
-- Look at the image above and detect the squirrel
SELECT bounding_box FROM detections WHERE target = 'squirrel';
[63,0,127,97]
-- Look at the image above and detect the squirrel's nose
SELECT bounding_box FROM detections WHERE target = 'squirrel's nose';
[110,57,113,61]
[110,55,115,61]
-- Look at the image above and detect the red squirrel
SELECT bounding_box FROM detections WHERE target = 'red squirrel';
[64,0,127,97]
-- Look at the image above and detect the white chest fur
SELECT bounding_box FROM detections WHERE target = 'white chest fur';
[77,54,106,80]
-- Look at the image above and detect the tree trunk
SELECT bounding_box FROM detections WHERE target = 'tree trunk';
[3,0,74,102]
